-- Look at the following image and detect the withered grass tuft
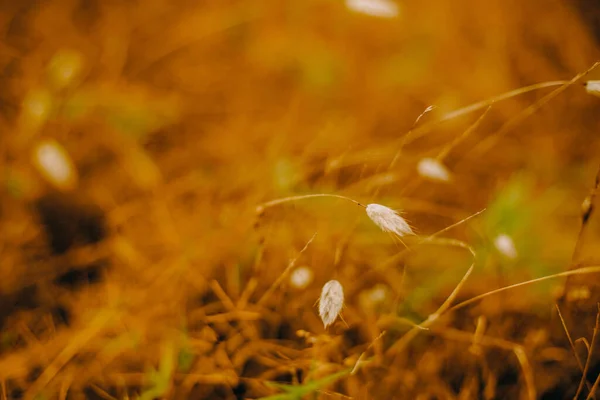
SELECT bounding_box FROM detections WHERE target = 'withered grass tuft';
[1,0,600,399]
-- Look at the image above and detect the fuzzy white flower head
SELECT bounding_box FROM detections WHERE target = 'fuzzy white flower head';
[366,204,414,237]
[368,284,389,303]
[319,280,344,329]
[32,139,78,191]
[494,234,517,259]
[417,158,451,182]
[585,80,600,98]
[290,266,313,290]
[359,283,390,312]
[345,0,400,18]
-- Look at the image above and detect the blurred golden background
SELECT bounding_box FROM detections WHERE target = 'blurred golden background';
[1,0,600,399]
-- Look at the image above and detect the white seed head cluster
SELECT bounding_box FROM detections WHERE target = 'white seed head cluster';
[366,203,414,237]
[319,280,344,329]
[585,80,600,98]
[417,158,451,182]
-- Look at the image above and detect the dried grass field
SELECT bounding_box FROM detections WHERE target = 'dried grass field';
[2,0,600,399]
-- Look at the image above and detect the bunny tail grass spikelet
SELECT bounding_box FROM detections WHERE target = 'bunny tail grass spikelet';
[585,80,600,98]
[319,280,344,329]
[366,204,414,237]
[494,233,518,259]
[417,157,451,182]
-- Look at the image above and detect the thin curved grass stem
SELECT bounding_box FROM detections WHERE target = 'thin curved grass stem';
[573,306,599,399]
[401,80,571,147]
[256,194,366,213]
[388,238,477,355]
[451,266,600,312]
[377,208,485,272]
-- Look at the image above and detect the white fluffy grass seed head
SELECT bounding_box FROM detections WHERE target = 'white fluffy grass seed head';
[345,0,400,18]
[366,204,414,237]
[494,234,518,259]
[585,80,600,98]
[319,280,344,329]
[417,157,451,182]
[32,139,78,191]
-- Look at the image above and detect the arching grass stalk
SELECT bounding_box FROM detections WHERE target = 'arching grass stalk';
[257,195,415,239]
[469,61,600,157]
[256,194,366,214]
[400,80,571,148]
[449,265,600,312]
[375,208,486,273]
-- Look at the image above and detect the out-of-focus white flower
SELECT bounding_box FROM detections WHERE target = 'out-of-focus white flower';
[585,80,600,98]
[366,203,413,237]
[47,49,84,90]
[32,139,78,191]
[417,158,451,182]
[494,234,517,259]
[290,266,313,289]
[368,284,389,303]
[21,89,53,133]
[359,283,390,312]
[319,280,344,329]
[345,0,400,18]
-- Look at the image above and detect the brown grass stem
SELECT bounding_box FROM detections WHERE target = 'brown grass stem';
[257,233,317,306]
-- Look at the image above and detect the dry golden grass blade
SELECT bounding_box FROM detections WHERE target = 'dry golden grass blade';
[575,338,591,355]
[25,309,117,397]
[257,232,317,306]
[575,306,600,399]
[376,208,484,272]
[400,80,571,147]
[58,373,73,400]
[451,266,600,312]
[2,1,600,398]
[256,194,366,214]
[388,105,437,168]
[468,316,487,356]
[89,384,117,400]
[587,373,600,400]
[570,164,600,266]
[556,304,587,377]
[204,311,262,323]
[469,61,600,157]
[350,330,386,375]
[237,278,258,310]
[513,346,537,400]
[210,280,236,311]
[436,105,491,162]
[433,327,536,400]
[387,238,476,355]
